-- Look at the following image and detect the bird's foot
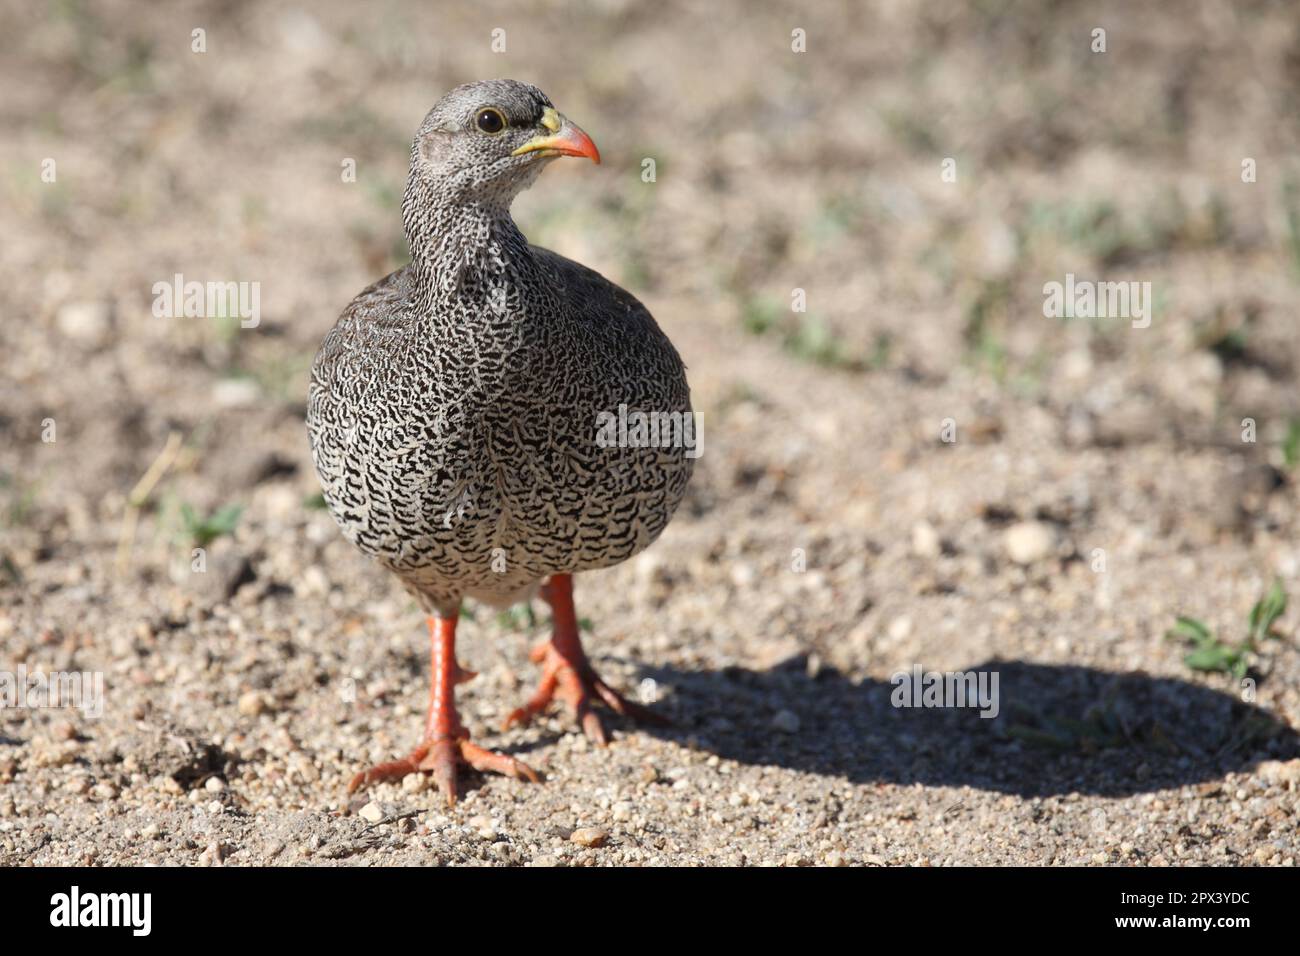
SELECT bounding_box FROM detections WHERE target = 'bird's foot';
[503,637,669,745]
[347,733,539,806]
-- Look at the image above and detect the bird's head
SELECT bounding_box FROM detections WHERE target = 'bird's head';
[409,79,600,205]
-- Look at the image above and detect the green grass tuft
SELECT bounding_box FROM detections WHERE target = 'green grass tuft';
[179,502,243,548]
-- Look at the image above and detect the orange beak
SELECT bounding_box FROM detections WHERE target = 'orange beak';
[512,110,601,164]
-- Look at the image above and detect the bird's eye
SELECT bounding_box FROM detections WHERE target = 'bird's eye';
[475,108,506,134]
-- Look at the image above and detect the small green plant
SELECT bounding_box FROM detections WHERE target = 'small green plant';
[364,177,401,212]
[390,232,411,270]
[784,314,848,368]
[1168,617,1250,681]
[1282,178,1300,279]
[1282,418,1300,471]
[303,492,328,510]
[179,502,243,547]
[738,296,859,370]
[1168,580,1287,681]
[496,603,537,630]
[1025,198,1148,267]
[740,296,780,337]
[0,472,37,528]
[868,332,893,370]
[807,195,860,247]
[229,352,314,404]
[1003,682,1137,753]
[1005,705,1127,752]
[961,279,1012,382]
[1247,579,1288,645]
[491,604,591,633]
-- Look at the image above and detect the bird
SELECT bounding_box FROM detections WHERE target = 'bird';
[307,80,695,804]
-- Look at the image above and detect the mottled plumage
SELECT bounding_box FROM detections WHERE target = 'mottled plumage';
[307,80,693,620]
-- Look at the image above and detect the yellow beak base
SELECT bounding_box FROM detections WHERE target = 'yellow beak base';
[511,113,601,164]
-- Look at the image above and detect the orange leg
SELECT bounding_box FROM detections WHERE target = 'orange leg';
[503,573,668,745]
[348,615,538,805]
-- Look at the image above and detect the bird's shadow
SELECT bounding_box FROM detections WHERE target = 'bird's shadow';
[628,657,1298,797]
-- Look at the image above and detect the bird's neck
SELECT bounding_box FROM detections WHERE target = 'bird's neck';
[402,176,538,313]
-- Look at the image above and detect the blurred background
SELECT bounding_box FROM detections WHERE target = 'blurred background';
[2,1,1300,866]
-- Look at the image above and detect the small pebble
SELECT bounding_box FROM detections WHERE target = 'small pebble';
[198,841,225,866]
[93,782,119,801]
[56,300,112,342]
[1004,521,1055,565]
[358,802,384,823]
[570,827,608,848]
[911,521,941,558]
[772,710,801,734]
[888,616,913,641]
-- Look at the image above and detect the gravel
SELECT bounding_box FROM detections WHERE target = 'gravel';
[2,1,1300,868]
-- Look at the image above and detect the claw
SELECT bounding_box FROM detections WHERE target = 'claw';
[581,708,607,746]
[346,615,537,804]
[421,737,460,806]
[505,574,669,741]
[349,734,538,806]
[347,743,430,795]
[503,637,669,742]
[461,740,541,784]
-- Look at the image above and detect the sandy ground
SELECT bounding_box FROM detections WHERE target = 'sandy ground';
[3,1,1300,866]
